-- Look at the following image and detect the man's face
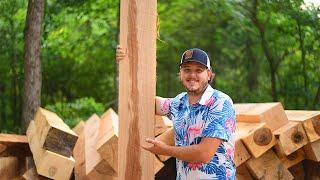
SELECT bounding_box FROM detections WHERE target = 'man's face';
[179,61,213,95]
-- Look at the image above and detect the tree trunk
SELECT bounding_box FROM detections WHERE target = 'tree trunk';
[22,0,45,132]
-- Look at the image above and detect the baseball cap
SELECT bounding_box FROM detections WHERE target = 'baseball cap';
[180,48,211,70]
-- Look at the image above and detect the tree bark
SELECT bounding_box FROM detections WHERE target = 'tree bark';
[22,0,45,132]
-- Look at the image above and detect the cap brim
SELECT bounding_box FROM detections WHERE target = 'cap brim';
[179,60,209,69]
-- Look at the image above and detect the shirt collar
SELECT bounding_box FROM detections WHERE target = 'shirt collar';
[198,85,215,105]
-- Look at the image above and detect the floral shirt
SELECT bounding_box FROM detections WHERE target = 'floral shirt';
[162,85,236,180]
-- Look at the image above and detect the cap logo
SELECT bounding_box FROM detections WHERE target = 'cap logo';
[184,50,193,60]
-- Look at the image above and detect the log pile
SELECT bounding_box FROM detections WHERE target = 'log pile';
[0,104,319,179]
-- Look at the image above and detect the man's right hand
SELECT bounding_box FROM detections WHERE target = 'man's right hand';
[116,45,127,62]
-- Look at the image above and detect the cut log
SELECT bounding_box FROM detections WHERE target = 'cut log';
[273,121,308,155]
[96,109,119,175]
[27,120,75,180]
[156,127,174,162]
[236,163,253,180]
[0,134,31,157]
[73,129,87,180]
[304,139,320,162]
[34,107,78,157]
[155,115,172,136]
[234,137,251,167]
[73,121,85,136]
[0,157,19,179]
[236,122,276,158]
[285,110,320,142]
[85,114,116,179]
[234,103,288,131]
[273,145,305,169]
[118,0,157,179]
[246,150,293,180]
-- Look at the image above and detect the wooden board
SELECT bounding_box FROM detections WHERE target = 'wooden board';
[273,145,305,169]
[96,108,119,175]
[236,163,253,180]
[154,156,164,175]
[288,162,305,180]
[246,150,293,180]
[234,138,251,167]
[303,160,320,179]
[84,114,116,179]
[236,122,276,158]
[234,103,288,131]
[0,157,19,179]
[304,139,320,162]
[73,130,87,180]
[27,120,75,179]
[285,110,320,142]
[73,121,85,136]
[156,127,174,162]
[155,115,172,136]
[34,107,78,157]
[118,0,157,179]
[22,156,51,180]
[273,121,308,155]
[0,134,31,157]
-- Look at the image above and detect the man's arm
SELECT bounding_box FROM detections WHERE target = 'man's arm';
[155,96,170,116]
[142,137,221,164]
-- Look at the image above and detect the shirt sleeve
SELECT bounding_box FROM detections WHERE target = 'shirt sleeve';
[163,93,186,121]
[201,97,236,142]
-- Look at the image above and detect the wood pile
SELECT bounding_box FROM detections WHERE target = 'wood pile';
[1,104,319,179]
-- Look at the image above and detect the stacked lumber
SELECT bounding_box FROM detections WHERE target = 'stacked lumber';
[26,107,78,179]
[1,103,319,179]
[72,108,170,180]
[234,103,320,180]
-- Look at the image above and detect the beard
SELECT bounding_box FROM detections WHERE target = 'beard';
[182,79,208,96]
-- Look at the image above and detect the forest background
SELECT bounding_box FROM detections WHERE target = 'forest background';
[0,0,319,133]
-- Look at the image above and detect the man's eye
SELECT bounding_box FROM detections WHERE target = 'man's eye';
[184,69,190,73]
[196,69,204,73]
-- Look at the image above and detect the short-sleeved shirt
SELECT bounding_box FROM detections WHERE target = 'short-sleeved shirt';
[161,85,236,180]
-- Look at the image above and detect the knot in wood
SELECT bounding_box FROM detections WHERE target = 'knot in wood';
[291,131,304,144]
[253,128,272,146]
[312,118,320,136]
[48,166,57,177]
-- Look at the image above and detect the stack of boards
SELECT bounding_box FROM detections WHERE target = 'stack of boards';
[0,103,319,179]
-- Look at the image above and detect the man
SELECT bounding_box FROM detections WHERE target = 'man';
[116,46,236,180]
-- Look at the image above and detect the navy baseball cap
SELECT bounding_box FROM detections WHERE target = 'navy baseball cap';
[180,48,211,70]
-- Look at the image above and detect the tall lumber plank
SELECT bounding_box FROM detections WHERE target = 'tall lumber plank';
[273,121,308,155]
[234,137,251,167]
[285,110,320,142]
[34,107,78,157]
[27,121,75,179]
[155,115,173,136]
[234,103,288,131]
[246,150,293,180]
[0,134,31,157]
[85,114,116,179]
[118,0,157,179]
[304,139,320,162]
[155,127,174,162]
[96,108,119,175]
[236,122,276,158]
